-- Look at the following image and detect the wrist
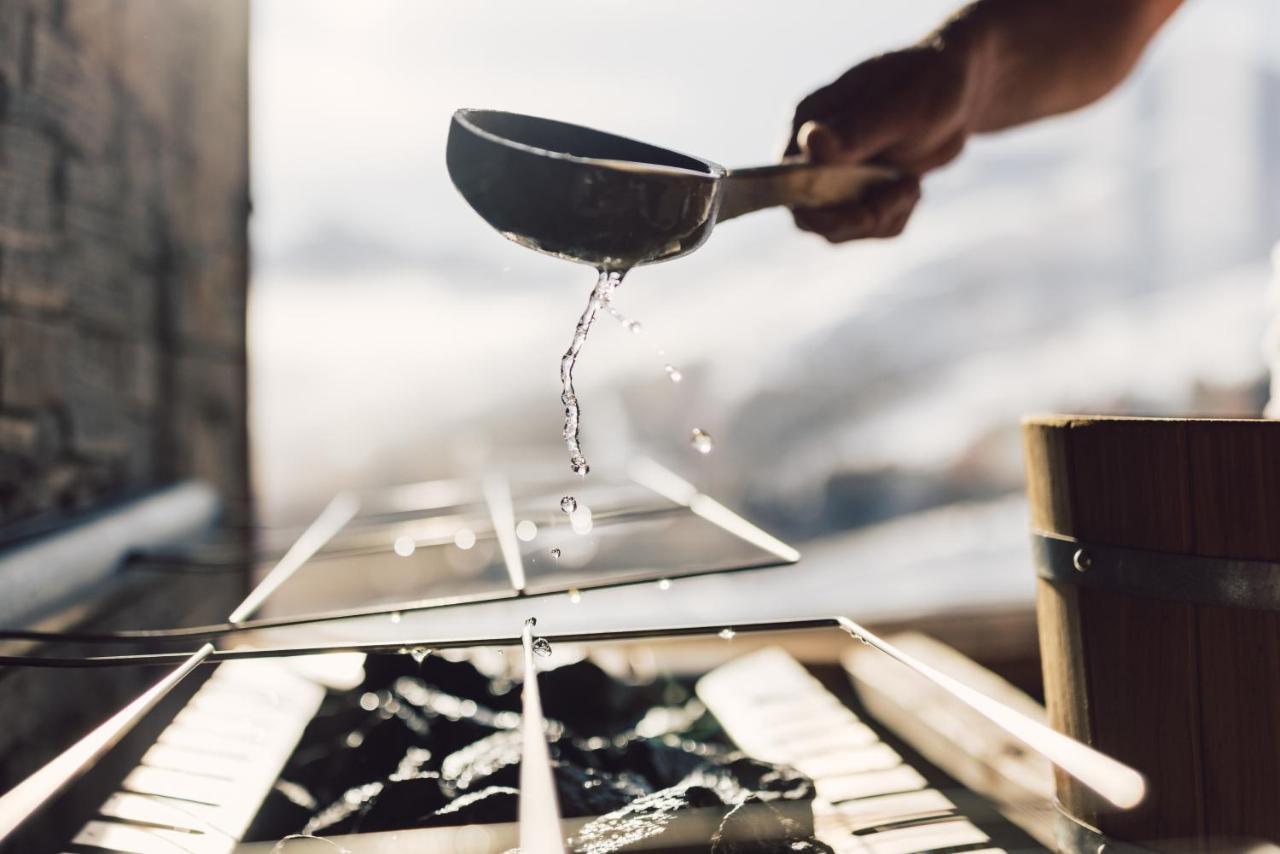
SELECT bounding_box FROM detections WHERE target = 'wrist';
[925,6,997,134]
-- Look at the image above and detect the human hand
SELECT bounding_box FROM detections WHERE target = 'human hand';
[787,43,974,242]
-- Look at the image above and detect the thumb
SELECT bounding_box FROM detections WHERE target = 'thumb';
[797,120,842,163]
[800,110,899,167]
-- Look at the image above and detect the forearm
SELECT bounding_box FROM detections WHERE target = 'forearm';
[935,0,1182,133]
[783,0,1182,242]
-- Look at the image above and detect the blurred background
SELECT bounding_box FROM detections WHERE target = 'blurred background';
[249,0,1280,599]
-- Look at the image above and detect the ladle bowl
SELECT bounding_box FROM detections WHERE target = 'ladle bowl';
[447,109,895,270]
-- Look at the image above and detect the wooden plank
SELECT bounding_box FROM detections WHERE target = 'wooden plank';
[1194,606,1280,841]
[1076,586,1204,841]
[1187,420,1280,561]
[1056,416,1193,552]
[1023,421,1095,824]
[1188,421,1280,842]
[1023,416,1205,844]
[1033,577,1095,823]
[1022,415,1075,535]
[843,631,1056,847]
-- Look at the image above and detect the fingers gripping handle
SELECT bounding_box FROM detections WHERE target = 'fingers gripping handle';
[717,158,900,223]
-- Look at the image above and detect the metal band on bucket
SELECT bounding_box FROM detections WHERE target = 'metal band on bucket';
[1055,809,1156,854]
[1032,531,1280,611]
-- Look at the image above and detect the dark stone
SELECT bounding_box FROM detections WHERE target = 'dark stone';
[421,785,519,827]
[257,655,831,852]
[539,658,671,735]
[712,796,835,854]
[568,782,728,854]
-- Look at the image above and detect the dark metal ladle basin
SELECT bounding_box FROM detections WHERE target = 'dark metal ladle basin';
[447,109,894,270]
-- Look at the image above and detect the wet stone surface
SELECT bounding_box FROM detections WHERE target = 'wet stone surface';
[247,652,832,852]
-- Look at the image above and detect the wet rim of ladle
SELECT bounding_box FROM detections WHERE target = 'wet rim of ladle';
[453,108,727,180]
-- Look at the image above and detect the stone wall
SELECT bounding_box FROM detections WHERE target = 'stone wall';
[0,0,250,526]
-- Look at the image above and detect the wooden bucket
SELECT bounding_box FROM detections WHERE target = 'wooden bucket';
[1023,416,1280,848]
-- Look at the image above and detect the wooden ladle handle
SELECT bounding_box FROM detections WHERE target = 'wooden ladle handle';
[718,158,900,223]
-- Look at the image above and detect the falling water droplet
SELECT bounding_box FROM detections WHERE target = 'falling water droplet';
[626,319,642,334]
[718,628,736,640]
[568,587,581,603]
[525,617,537,627]
[690,428,714,455]
[389,611,402,624]
[560,496,577,514]
[561,270,625,478]
[532,637,553,657]
[657,578,672,591]
[550,548,562,559]
[664,365,683,383]
[393,536,415,557]
[515,519,538,542]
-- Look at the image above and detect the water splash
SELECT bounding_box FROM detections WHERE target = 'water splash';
[605,297,641,333]
[561,269,626,476]
[605,294,683,382]
[689,428,714,454]
[398,646,431,664]
[838,622,872,646]
[271,834,351,853]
